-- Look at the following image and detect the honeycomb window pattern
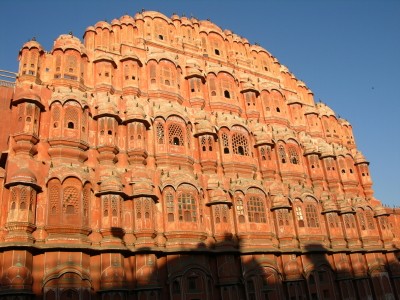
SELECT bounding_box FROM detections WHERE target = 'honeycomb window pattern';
[232,133,249,156]
[63,186,78,214]
[168,123,184,146]
[305,204,319,227]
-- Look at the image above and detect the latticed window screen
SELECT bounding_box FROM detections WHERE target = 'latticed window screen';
[295,206,304,227]
[10,188,17,210]
[358,210,366,230]
[247,196,266,223]
[66,55,77,74]
[222,133,230,153]
[221,205,229,223]
[232,133,249,156]
[236,198,244,216]
[306,204,319,227]
[144,198,151,219]
[207,136,213,151]
[63,186,78,214]
[277,209,290,226]
[288,147,299,164]
[49,181,60,214]
[64,107,79,128]
[279,145,287,163]
[111,196,118,217]
[103,196,109,217]
[168,123,184,146]
[214,206,220,223]
[156,122,164,144]
[20,187,28,210]
[166,192,174,222]
[178,193,196,222]
[365,209,375,229]
[83,185,89,218]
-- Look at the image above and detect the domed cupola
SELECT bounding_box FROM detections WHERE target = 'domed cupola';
[271,194,291,210]
[5,168,41,191]
[18,38,44,82]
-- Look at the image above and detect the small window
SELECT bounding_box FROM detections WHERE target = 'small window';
[214,49,220,55]
[224,147,229,154]
[224,90,230,99]
[173,137,180,145]
[67,122,74,129]
[238,146,244,156]
[66,205,75,214]
[158,34,164,40]
[108,130,112,135]
[276,107,280,112]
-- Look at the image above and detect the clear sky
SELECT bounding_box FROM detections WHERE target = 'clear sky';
[0,0,399,207]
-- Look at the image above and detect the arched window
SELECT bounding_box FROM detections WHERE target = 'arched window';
[156,122,164,144]
[305,204,319,227]
[358,209,366,230]
[295,206,304,227]
[168,123,184,146]
[365,209,375,229]
[63,186,78,215]
[247,196,266,223]
[222,133,230,154]
[279,145,287,163]
[232,133,249,156]
[64,106,79,129]
[224,90,230,98]
[288,146,299,164]
[178,193,196,222]
[166,192,174,222]
[236,197,245,223]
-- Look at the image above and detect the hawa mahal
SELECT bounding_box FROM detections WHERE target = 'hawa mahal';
[0,10,399,300]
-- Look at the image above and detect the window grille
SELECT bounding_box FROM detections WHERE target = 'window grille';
[156,122,164,144]
[168,123,184,146]
[232,133,249,156]
[63,186,78,214]
[365,209,375,229]
[279,145,286,163]
[247,196,266,223]
[296,206,304,227]
[306,204,319,227]
[288,146,299,164]
[178,193,196,222]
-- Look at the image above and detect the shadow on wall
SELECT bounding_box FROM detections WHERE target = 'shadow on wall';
[88,232,400,300]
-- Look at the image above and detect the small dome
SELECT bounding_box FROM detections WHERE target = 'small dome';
[9,168,37,185]
[94,20,111,30]
[374,205,389,217]
[194,119,216,137]
[99,174,123,193]
[1,263,32,287]
[95,93,120,119]
[354,151,368,165]
[304,105,318,115]
[20,39,44,53]
[208,187,230,205]
[120,15,135,25]
[322,199,338,213]
[111,18,121,26]
[271,194,290,210]
[316,102,336,117]
[131,168,156,199]
[253,125,273,146]
[141,11,171,23]
[53,33,85,54]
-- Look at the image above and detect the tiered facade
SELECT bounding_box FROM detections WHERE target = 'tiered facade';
[0,10,399,300]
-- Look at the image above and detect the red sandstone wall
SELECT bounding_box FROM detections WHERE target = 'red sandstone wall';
[0,85,12,153]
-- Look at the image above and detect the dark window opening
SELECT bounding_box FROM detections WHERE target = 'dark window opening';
[105,72,109,77]
[191,88,195,92]
[298,220,305,227]
[311,164,315,169]
[209,146,212,151]
[224,90,231,98]
[188,277,197,291]
[281,158,286,163]
[350,169,353,173]
[276,107,281,112]
[291,158,298,164]
[108,130,112,135]
[131,75,135,80]
[158,34,164,40]
[342,169,346,173]
[53,122,58,128]
[215,49,220,55]
[202,146,206,151]
[173,137,180,145]
[211,91,216,96]
[67,122,74,129]
[26,116,31,122]
[224,147,230,154]
[238,146,244,155]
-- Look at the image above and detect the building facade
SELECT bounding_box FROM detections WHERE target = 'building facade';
[0,10,399,300]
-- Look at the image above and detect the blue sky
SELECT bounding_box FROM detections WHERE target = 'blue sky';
[0,0,399,207]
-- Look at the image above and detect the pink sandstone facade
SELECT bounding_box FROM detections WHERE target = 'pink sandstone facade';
[0,10,399,300]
